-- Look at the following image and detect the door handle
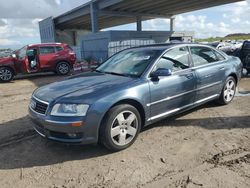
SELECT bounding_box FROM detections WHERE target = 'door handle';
[219,66,225,70]
[204,74,213,78]
[185,73,194,79]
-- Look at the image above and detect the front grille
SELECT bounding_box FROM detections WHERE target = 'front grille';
[30,97,48,115]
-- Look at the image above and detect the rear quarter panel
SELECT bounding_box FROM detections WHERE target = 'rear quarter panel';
[224,56,242,84]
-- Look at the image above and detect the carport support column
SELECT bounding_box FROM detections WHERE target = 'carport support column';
[170,16,175,32]
[136,16,142,31]
[90,3,99,33]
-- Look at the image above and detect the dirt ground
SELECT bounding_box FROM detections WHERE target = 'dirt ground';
[0,73,249,188]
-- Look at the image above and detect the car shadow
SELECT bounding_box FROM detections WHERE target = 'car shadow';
[0,115,110,170]
[9,71,81,87]
[0,101,249,170]
[14,72,66,87]
[143,105,250,132]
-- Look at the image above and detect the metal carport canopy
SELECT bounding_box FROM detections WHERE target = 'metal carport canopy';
[54,0,243,30]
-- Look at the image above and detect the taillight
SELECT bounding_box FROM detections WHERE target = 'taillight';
[69,52,76,61]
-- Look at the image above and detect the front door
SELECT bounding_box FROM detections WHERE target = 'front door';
[26,47,39,73]
[148,46,196,121]
[189,46,226,102]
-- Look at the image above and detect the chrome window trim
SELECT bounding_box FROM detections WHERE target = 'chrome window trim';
[144,43,228,79]
[145,44,192,78]
[147,94,219,121]
[147,81,222,107]
[188,45,228,69]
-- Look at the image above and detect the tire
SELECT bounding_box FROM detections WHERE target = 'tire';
[56,62,70,75]
[0,67,14,82]
[100,104,141,151]
[218,76,236,105]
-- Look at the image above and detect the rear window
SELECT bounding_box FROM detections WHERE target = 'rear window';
[40,46,55,54]
[213,50,226,61]
[190,46,222,67]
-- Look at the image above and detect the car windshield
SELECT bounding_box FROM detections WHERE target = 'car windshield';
[15,45,28,59]
[96,48,162,77]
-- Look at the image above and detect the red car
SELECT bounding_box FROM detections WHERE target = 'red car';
[0,43,76,82]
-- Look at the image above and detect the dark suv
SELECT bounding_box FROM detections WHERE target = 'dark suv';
[234,41,250,74]
[0,43,76,82]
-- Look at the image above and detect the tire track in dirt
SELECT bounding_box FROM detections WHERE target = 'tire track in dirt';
[206,147,250,167]
[0,129,37,148]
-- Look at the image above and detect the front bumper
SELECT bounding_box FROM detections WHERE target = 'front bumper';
[29,107,97,144]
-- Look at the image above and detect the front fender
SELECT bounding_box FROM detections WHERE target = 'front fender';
[0,61,16,74]
[83,81,150,142]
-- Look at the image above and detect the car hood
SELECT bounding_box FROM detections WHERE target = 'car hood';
[33,72,137,103]
[0,57,13,64]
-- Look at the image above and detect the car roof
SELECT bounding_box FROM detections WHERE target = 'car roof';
[28,43,66,48]
[130,42,203,51]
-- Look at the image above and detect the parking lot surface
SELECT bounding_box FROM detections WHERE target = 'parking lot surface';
[0,73,249,188]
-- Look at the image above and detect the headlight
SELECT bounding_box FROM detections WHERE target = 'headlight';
[51,104,89,117]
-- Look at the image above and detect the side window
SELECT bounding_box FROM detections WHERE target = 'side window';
[164,46,190,67]
[153,46,190,72]
[55,46,64,52]
[190,46,220,67]
[213,50,225,61]
[154,58,179,71]
[39,46,56,54]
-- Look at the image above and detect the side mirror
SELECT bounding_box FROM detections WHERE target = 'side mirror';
[11,54,16,58]
[150,68,172,80]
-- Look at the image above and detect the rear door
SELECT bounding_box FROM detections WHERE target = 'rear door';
[148,46,197,121]
[189,46,227,102]
[38,46,58,69]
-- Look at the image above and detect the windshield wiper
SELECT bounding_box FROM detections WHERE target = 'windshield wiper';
[95,70,103,73]
[103,71,128,77]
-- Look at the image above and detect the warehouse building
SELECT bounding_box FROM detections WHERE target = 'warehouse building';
[39,0,243,62]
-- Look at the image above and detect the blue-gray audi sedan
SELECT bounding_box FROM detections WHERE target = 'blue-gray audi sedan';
[29,43,242,151]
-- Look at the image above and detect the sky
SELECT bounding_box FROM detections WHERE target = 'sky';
[0,0,249,49]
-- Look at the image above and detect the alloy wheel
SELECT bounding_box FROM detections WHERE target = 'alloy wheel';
[0,68,13,81]
[224,79,236,102]
[58,63,69,74]
[110,111,138,146]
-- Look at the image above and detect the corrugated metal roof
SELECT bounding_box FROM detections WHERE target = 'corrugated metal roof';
[54,0,243,30]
